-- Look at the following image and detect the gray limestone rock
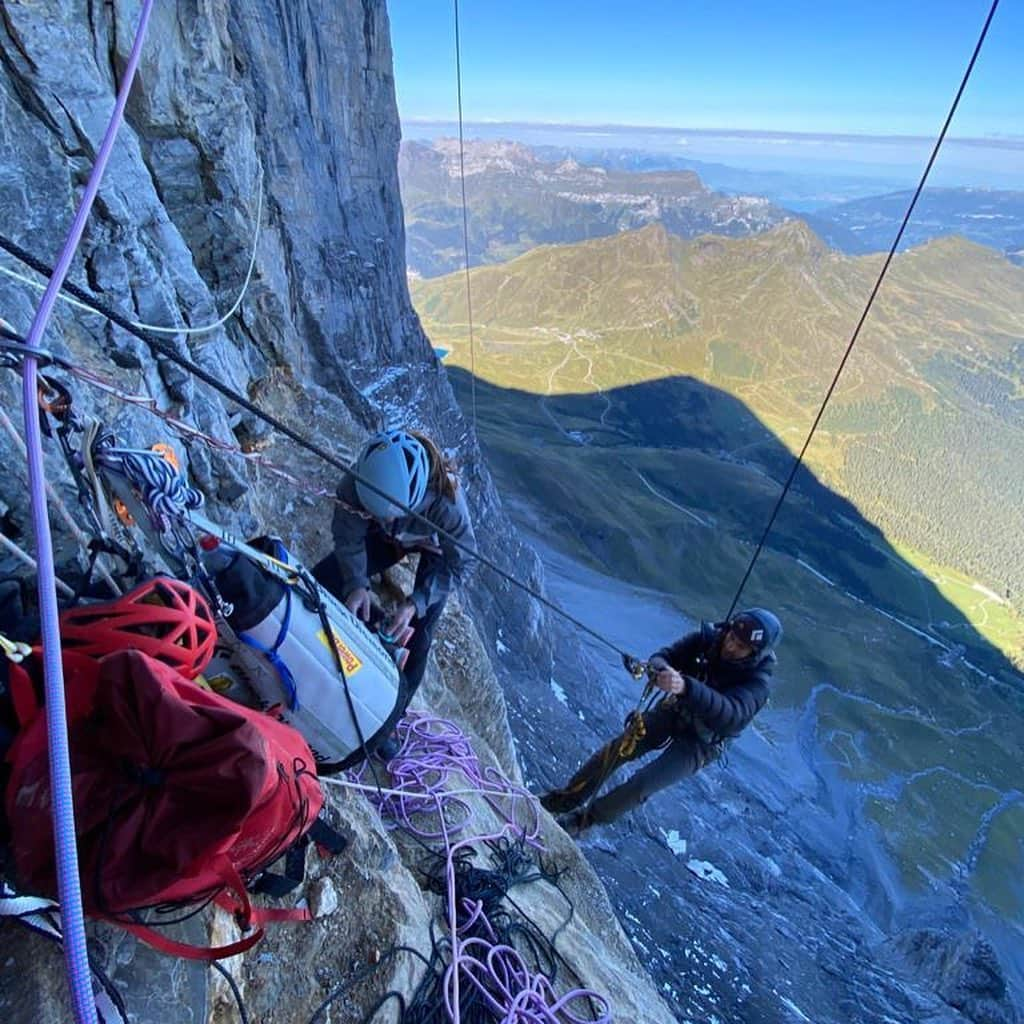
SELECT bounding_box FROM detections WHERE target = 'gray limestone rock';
[893,929,1019,1024]
[0,2,666,1022]
[308,877,340,920]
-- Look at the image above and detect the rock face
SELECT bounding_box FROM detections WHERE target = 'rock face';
[0,2,672,1022]
[893,929,1020,1024]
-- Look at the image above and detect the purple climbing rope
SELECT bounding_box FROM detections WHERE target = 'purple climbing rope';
[17,3,155,1022]
[345,714,612,1023]
[352,715,543,844]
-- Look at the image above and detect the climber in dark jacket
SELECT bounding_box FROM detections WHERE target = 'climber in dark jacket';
[312,428,474,701]
[540,608,782,833]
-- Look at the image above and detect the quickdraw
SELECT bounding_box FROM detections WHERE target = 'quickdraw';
[20,376,143,594]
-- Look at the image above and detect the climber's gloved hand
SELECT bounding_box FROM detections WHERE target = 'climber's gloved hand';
[345,587,372,622]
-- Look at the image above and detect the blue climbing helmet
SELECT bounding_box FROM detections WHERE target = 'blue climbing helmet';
[724,607,783,663]
[354,430,431,519]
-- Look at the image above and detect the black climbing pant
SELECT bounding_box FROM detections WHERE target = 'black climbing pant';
[541,701,713,824]
[312,530,446,699]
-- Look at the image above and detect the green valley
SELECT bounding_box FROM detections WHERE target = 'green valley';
[412,222,1024,666]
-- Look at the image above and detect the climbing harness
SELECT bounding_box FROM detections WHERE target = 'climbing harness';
[614,654,661,758]
[617,708,648,759]
[540,656,662,819]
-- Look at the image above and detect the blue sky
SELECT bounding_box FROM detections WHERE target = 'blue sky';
[388,0,1022,138]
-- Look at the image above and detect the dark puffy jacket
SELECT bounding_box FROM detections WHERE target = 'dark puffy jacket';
[652,620,777,740]
[330,472,475,617]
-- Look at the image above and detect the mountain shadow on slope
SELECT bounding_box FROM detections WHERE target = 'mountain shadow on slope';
[446,366,1024,1008]
[449,366,1021,679]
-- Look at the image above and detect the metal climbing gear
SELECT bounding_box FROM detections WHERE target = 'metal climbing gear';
[621,652,646,679]
[618,709,648,759]
[0,632,32,663]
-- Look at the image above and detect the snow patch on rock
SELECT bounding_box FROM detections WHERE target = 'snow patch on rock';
[685,859,729,888]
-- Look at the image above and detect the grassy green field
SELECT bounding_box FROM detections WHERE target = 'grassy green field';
[888,540,1022,662]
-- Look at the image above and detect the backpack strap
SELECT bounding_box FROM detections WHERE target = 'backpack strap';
[250,814,348,897]
[118,919,266,961]
[307,815,348,856]
[0,882,129,1023]
[116,856,310,962]
[238,586,299,709]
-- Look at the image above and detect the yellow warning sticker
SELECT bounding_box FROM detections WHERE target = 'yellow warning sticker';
[317,628,363,676]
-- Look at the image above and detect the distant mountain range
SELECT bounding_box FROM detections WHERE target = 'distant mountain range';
[412,221,1024,664]
[528,143,909,209]
[805,188,1024,264]
[401,139,1024,271]
[399,139,788,277]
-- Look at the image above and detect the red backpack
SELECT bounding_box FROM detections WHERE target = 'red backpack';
[4,648,324,959]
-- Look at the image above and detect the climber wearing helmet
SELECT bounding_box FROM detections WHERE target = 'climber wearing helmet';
[540,608,782,834]
[313,429,474,702]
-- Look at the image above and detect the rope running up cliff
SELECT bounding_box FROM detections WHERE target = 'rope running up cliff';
[0,236,633,663]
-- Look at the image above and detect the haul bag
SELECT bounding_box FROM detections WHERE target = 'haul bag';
[210,539,406,771]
